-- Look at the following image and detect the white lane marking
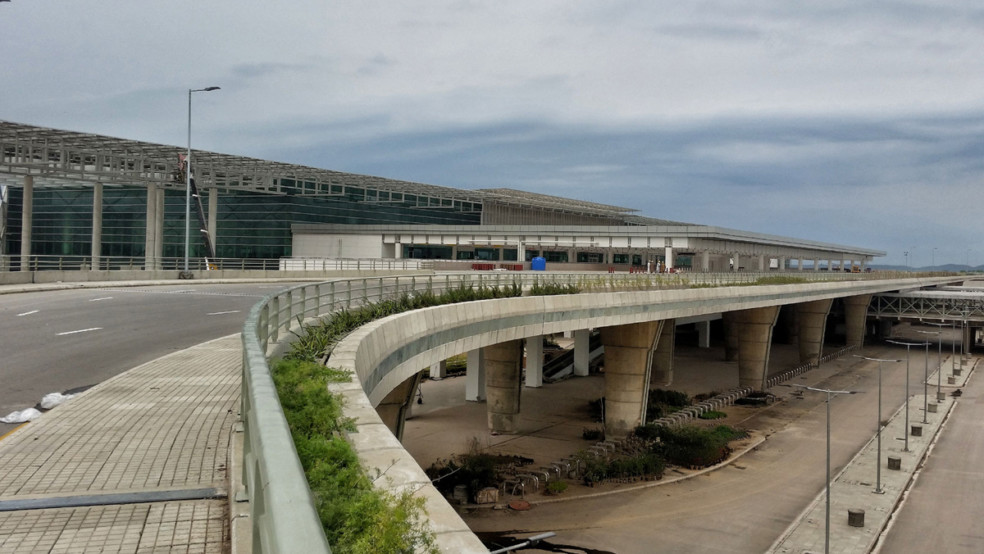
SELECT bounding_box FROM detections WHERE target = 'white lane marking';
[206,310,241,316]
[17,310,39,317]
[56,327,103,336]
[89,297,114,302]
[168,289,196,294]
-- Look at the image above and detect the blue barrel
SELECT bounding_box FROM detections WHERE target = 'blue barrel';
[531,256,546,271]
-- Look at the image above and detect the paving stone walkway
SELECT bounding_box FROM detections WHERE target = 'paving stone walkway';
[0,335,241,553]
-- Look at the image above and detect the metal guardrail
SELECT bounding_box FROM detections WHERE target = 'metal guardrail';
[237,270,950,553]
[0,255,437,272]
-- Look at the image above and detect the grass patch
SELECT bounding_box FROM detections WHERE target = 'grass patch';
[698,410,727,420]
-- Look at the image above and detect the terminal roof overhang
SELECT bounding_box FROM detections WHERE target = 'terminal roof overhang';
[0,120,651,220]
[1,120,884,259]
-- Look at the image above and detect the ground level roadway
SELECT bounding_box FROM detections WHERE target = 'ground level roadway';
[407,335,960,553]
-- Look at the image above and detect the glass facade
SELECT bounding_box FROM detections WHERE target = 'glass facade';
[4,184,481,261]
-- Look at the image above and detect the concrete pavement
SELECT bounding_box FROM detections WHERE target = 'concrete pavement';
[768,356,971,553]
[0,335,241,553]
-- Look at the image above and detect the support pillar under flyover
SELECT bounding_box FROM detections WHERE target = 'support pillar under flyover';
[796,299,833,366]
[375,371,423,441]
[723,311,739,361]
[485,339,524,434]
[651,319,676,387]
[843,294,872,349]
[737,306,781,390]
[573,329,591,376]
[601,320,664,436]
[697,320,711,349]
[429,360,447,380]
[525,335,544,388]
[465,348,486,401]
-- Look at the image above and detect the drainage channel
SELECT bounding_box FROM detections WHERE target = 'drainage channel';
[0,487,224,512]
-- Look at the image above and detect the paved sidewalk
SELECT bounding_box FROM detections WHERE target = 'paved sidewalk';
[0,335,241,553]
[769,355,974,553]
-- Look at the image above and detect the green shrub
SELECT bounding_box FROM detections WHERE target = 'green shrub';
[637,424,747,468]
[582,427,604,441]
[645,389,690,421]
[546,480,569,495]
[698,410,727,420]
[272,358,437,553]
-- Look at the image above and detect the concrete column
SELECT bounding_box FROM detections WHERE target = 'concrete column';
[429,360,447,379]
[797,299,833,365]
[664,246,674,270]
[701,251,710,271]
[651,319,676,386]
[733,253,740,271]
[154,188,165,267]
[813,258,820,272]
[964,325,972,355]
[697,320,711,348]
[207,187,218,256]
[485,340,523,433]
[517,242,525,263]
[723,311,739,361]
[145,185,157,270]
[451,245,458,260]
[601,320,664,435]
[465,348,486,401]
[375,372,423,441]
[394,242,402,259]
[573,329,591,376]
[843,294,872,348]
[797,258,804,271]
[779,256,787,271]
[91,183,103,269]
[19,175,33,269]
[758,255,766,272]
[525,336,544,388]
[737,306,781,390]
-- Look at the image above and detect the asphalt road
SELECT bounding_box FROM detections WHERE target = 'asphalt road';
[876,360,984,552]
[464,343,928,553]
[0,282,301,434]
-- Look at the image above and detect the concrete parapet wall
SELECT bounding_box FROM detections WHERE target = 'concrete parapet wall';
[324,275,951,553]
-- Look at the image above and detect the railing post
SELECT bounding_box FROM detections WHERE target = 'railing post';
[270,296,281,343]
[347,280,353,309]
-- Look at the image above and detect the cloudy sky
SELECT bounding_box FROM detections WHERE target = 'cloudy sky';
[3,1,983,266]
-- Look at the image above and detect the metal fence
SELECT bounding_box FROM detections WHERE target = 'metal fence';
[237,270,951,553]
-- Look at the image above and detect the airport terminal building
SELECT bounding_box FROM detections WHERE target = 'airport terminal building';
[0,121,883,271]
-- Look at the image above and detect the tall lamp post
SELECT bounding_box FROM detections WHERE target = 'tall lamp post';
[786,384,856,554]
[855,355,901,494]
[915,329,939,422]
[185,86,221,273]
[885,340,928,452]
[925,322,947,400]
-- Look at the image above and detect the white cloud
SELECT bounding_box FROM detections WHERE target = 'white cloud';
[2,0,983,265]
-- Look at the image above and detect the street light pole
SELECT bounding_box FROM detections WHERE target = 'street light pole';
[926,322,947,399]
[855,355,901,494]
[915,329,940,423]
[185,86,221,273]
[786,384,856,554]
[886,340,929,452]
